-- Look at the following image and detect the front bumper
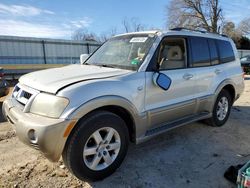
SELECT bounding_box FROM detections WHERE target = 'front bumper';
[2,98,72,162]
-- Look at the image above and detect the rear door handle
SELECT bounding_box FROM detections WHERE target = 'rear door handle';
[183,73,193,80]
[215,69,222,74]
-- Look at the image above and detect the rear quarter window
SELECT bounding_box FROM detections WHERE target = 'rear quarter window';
[216,40,235,63]
[208,39,219,65]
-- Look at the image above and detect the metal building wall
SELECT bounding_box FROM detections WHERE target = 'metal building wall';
[0,36,101,65]
[238,49,250,58]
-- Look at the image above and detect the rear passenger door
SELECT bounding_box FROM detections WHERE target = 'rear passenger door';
[189,37,218,99]
[189,37,234,114]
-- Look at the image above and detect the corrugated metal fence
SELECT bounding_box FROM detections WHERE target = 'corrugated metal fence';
[0,35,101,79]
[238,49,250,58]
[0,35,101,65]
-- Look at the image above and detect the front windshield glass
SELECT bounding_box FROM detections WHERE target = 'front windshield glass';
[85,34,156,71]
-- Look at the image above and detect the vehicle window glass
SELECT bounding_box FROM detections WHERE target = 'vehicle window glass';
[241,57,247,61]
[247,56,250,61]
[216,40,235,63]
[208,39,219,65]
[158,38,186,70]
[85,34,156,71]
[190,37,210,67]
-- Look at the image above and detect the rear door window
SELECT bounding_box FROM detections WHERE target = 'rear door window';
[190,37,210,67]
[208,39,219,65]
[216,40,235,63]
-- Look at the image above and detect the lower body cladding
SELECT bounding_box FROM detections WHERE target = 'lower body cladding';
[2,98,75,162]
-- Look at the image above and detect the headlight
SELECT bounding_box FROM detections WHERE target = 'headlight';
[30,93,69,118]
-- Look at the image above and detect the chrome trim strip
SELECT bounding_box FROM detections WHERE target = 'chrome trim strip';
[136,112,212,144]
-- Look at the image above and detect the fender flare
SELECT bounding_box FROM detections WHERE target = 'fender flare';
[214,79,236,99]
[65,95,146,140]
[207,79,237,112]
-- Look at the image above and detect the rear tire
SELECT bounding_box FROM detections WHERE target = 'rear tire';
[205,89,232,127]
[62,110,129,181]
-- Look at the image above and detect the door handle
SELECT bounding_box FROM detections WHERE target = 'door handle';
[215,69,222,75]
[183,73,193,80]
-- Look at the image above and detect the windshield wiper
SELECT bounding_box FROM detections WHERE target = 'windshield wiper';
[98,64,116,68]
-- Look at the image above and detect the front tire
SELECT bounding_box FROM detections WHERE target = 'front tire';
[205,89,232,127]
[62,110,129,181]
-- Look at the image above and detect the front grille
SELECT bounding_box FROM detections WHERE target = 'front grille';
[23,91,32,100]
[13,86,32,106]
[12,84,39,110]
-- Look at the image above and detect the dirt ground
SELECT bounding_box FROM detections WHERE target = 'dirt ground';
[0,78,250,188]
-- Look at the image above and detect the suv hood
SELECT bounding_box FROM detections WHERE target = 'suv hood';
[19,64,131,94]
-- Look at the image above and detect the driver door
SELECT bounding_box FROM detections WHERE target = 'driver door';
[145,36,197,130]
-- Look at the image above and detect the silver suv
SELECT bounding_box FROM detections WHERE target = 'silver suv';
[2,29,244,181]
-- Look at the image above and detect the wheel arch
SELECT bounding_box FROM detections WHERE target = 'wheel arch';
[215,79,236,102]
[65,96,140,143]
[221,84,236,102]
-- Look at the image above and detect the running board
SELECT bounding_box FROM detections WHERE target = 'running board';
[145,112,211,137]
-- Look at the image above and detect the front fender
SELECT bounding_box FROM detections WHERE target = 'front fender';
[64,95,147,141]
[68,95,140,121]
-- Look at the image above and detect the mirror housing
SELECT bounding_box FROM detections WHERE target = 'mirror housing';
[80,54,89,64]
[153,72,171,90]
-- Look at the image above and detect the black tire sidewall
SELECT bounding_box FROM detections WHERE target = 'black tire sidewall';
[64,111,129,181]
[212,90,232,126]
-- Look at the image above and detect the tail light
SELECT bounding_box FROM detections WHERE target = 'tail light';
[242,67,245,79]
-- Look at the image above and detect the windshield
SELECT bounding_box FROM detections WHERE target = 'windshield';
[85,34,156,71]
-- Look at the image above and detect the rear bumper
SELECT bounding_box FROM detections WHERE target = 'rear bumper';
[2,98,72,162]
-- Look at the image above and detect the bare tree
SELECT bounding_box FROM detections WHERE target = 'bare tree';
[222,22,236,37]
[167,0,223,33]
[72,17,147,43]
[122,18,145,33]
[99,27,117,42]
[221,21,242,46]
[72,29,98,42]
[238,17,250,35]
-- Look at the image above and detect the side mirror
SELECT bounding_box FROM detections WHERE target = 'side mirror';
[153,72,171,90]
[80,54,89,64]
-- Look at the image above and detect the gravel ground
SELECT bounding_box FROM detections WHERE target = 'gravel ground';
[0,77,250,188]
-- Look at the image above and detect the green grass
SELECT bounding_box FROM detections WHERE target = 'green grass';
[243,67,250,75]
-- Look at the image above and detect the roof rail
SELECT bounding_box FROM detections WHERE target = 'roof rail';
[170,27,228,38]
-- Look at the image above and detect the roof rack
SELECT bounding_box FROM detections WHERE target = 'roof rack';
[170,27,228,38]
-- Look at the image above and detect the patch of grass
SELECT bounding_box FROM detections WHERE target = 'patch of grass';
[244,67,250,75]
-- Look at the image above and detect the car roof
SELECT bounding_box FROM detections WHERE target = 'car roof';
[113,30,159,37]
[114,29,230,41]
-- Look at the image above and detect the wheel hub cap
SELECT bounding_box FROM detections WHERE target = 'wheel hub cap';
[216,96,229,121]
[83,127,121,171]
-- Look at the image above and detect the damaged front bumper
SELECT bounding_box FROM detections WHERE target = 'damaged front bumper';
[2,97,74,162]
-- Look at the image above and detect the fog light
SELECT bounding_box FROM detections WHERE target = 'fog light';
[28,129,38,143]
